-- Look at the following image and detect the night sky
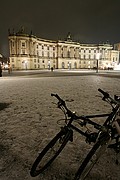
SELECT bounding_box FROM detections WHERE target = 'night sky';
[1,0,120,57]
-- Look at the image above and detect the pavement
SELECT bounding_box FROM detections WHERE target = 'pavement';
[1,69,120,78]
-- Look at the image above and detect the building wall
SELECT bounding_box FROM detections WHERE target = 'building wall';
[9,33,57,70]
[8,32,120,70]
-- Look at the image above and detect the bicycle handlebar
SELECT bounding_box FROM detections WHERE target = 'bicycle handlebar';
[51,93,77,118]
[51,92,108,129]
[51,89,119,121]
[51,93,66,106]
[98,88,109,99]
[98,88,120,106]
[51,93,63,101]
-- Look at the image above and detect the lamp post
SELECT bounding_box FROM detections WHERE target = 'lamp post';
[96,52,100,73]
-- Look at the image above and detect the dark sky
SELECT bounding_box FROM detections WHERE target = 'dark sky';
[1,0,120,57]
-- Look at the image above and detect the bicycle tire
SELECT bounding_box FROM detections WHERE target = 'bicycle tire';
[30,128,72,177]
[74,134,111,180]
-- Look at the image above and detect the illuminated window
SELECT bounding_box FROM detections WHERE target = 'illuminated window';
[48,52,49,57]
[12,64,15,68]
[74,62,77,68]
[62,62,65,68]
[68,50,70,58]
[22,42,25,47]
[22,49,25,54]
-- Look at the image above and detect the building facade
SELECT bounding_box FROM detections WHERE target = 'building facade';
[8,28,120,70]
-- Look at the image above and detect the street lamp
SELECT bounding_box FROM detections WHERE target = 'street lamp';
[96,52,101,73]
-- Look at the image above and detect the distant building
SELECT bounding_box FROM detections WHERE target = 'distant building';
[8,27,119,70]
[0,54,9,69]
[114,43,120,51]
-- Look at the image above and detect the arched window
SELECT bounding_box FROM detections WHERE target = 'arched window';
[68,62,71,69]
[68,50,70,58]
[62,62,65,69]
[74,62,77,69]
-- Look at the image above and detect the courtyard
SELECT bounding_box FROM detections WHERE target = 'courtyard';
[0,74,120,180]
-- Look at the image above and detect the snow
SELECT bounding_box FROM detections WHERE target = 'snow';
[0,75,120,180]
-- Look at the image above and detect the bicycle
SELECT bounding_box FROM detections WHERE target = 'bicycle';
[30,88,120,179]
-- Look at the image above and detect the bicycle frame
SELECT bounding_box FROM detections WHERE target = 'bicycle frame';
[67,113,110,140]
[51,89,120,144]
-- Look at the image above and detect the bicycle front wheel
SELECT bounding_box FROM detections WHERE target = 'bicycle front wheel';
[30,128,72,177]
[74,134,111,180]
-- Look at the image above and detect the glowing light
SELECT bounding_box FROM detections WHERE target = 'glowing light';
[4,64,8,68]
[114,64,120,70]
[96,53,101,60]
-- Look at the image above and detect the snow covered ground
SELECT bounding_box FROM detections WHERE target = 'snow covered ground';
[0,75,120,180]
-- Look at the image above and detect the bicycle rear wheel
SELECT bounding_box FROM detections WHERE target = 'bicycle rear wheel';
[30,128,72,177]
[74,134,111,180]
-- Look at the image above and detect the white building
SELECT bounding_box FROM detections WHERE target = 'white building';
[8,28,119,70]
